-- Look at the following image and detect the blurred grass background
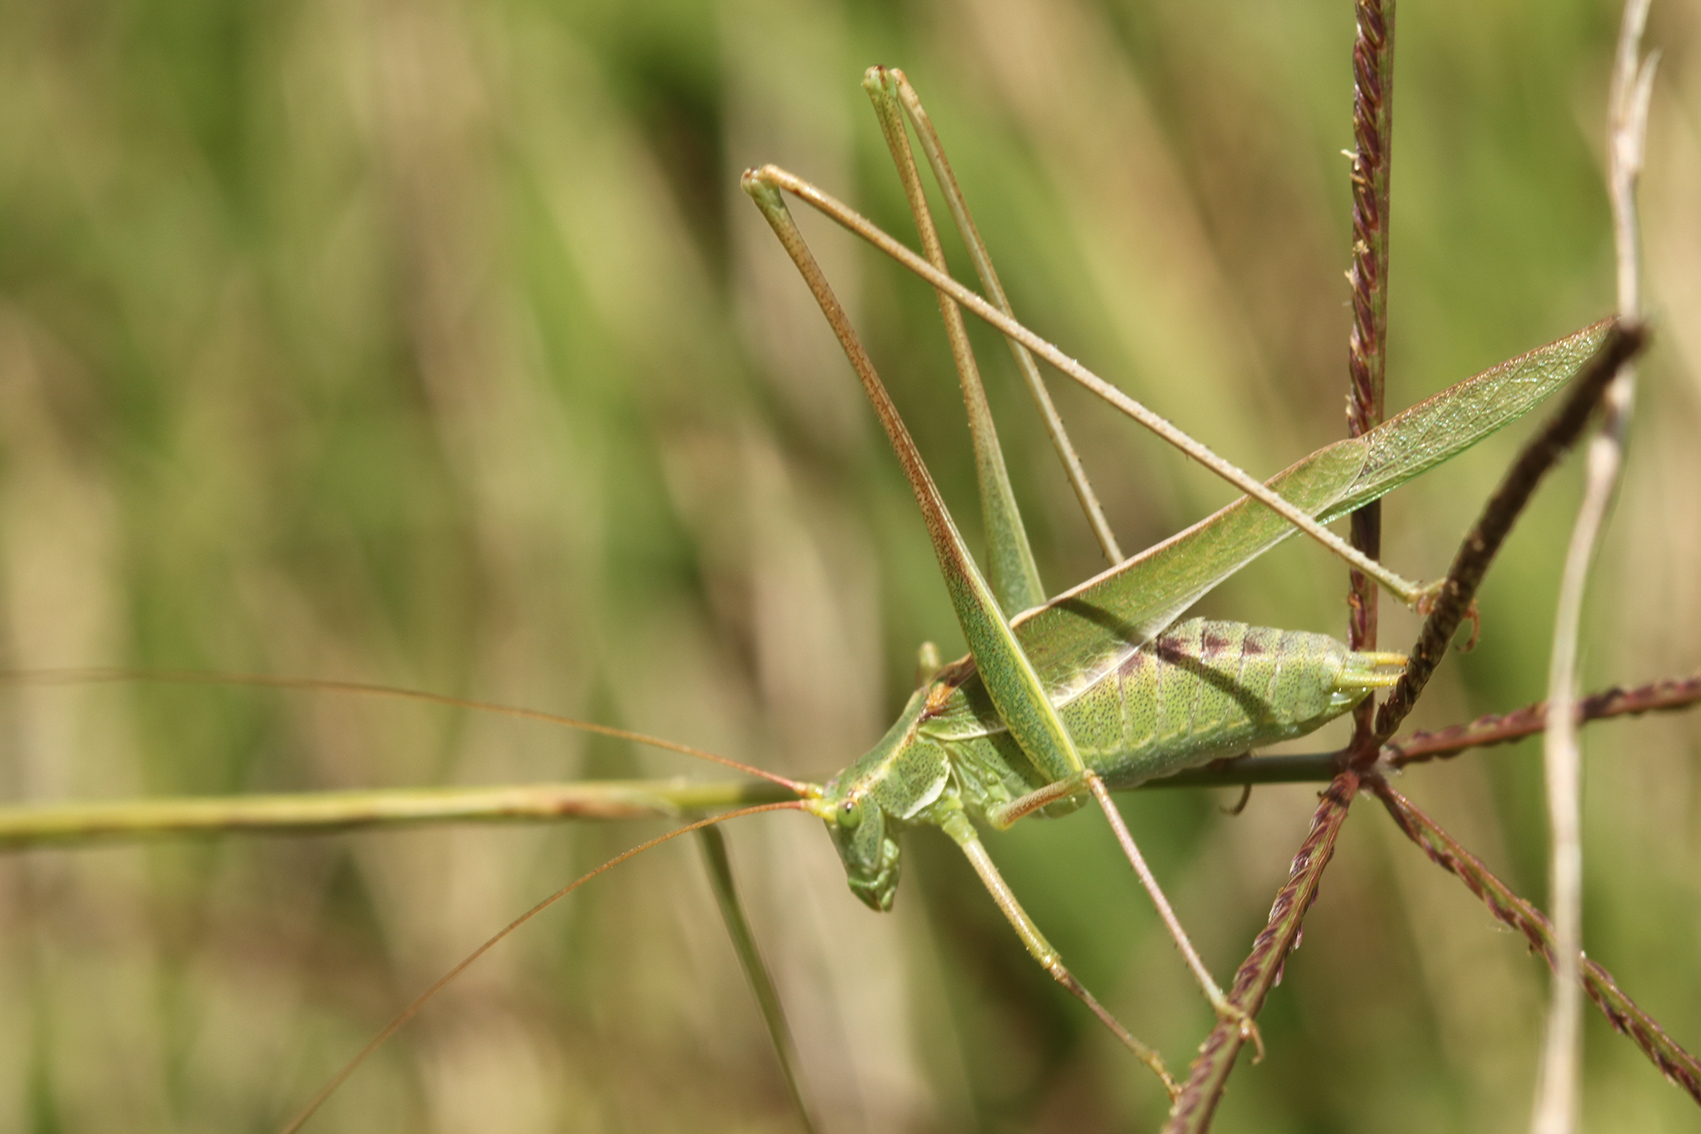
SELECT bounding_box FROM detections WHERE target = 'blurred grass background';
[0,0,1698,1130]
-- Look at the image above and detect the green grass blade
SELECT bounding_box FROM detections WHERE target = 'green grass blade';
[697,826,819,1134]
[0,780,797,846]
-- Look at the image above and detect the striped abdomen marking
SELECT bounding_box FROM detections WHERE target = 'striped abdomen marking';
[917,618,1400,799]
[1075,619,1371,786]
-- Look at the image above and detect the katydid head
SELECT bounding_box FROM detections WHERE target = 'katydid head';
[821,789,900,911]
[811,688,953,912]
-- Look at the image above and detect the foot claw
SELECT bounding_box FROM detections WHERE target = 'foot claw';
[1458,601,1482,650]
[1218,1002,1264,1062]
[1411,582,1481,650]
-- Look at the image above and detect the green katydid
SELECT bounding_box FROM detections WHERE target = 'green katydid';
[731,66,1613,1093]
[219,64,1613,1122]
[0,55,1626,1132]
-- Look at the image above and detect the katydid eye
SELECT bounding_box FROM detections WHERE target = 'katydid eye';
[839,798,864,830]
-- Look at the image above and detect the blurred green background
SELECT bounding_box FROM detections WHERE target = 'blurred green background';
[1,0,1698,1130]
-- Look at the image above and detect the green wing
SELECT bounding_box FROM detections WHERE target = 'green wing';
[932,320,1610,718]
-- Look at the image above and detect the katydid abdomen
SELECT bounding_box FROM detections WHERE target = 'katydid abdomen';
[920,618,1397,812]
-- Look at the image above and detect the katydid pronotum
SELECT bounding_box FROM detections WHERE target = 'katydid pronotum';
[0,46,1635,1131]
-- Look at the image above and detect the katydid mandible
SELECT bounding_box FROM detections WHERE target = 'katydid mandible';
[734,67,1614,1092]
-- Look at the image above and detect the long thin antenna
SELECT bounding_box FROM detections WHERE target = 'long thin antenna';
[0,668,811,794]
[276,799,811,1134]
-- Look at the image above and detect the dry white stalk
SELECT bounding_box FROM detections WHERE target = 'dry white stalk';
[1531,3,1656,1132]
